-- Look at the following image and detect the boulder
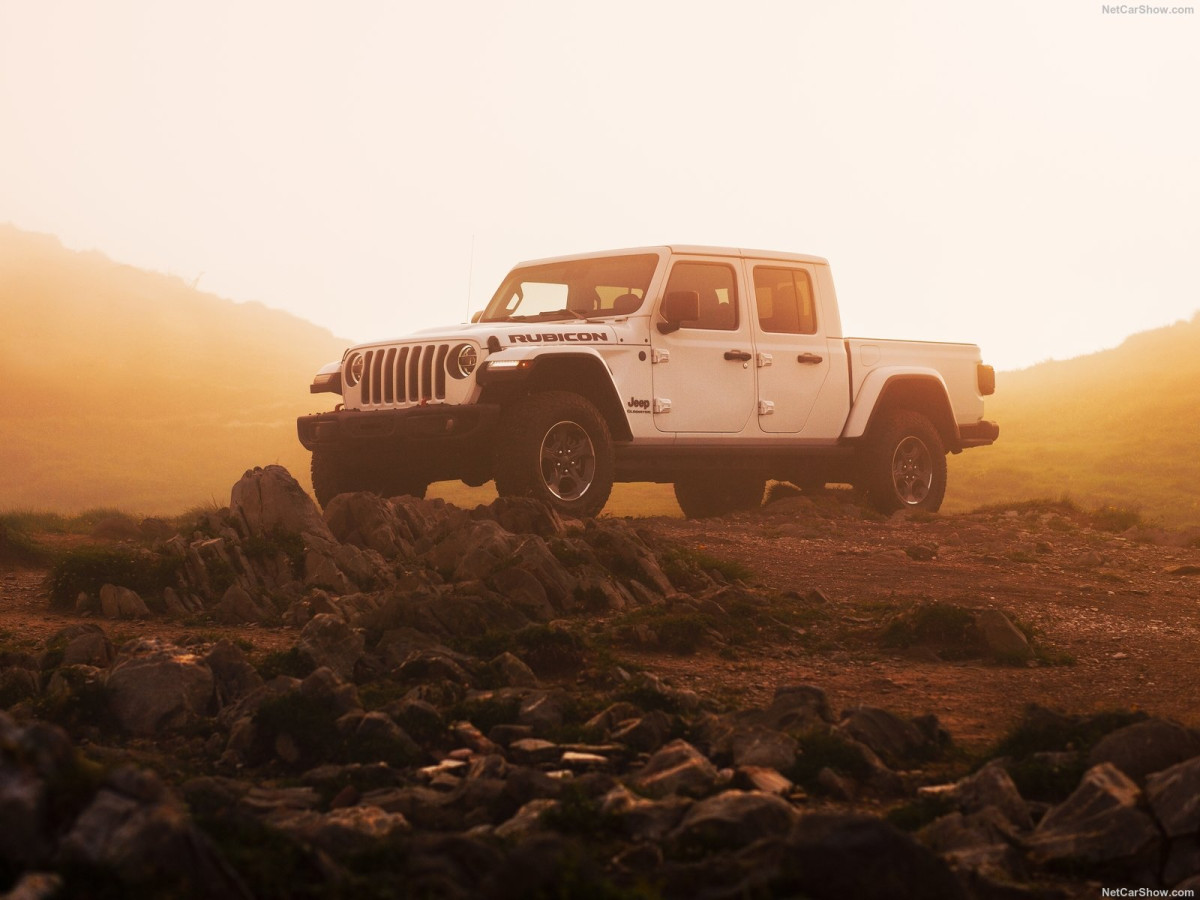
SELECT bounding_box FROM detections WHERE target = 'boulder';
[973,609,1033,661]
[611,710,674,754]
[57,784,248,897]
[759,684,834,731]
[669,789,797,851]
[229,465,332,539]
[631,739,720,798]
[1026,762,1162,876]
[298,613,365,681]
[731,726,799,771]
[601,785,693,841]
[1146,755,1200,838]
[323,491,416,559]
[105,642,215,736]
[779,814,968,900]
[267,805,410,857]
[476,497,566,537]
[1087,718,1200,785]
[950,761,1033,831]
[213,584,276,625]
[58,626,116,668]
[489,652,539,688]
[99,584,150,620]
[837,706,940,769]
[203,640,265,708]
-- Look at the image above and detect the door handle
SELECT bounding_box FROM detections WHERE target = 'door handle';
[797,353,824,365]
[724,350,752,361]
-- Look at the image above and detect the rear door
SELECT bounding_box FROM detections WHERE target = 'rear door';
[746,261,832,433]
[649,256,755,433]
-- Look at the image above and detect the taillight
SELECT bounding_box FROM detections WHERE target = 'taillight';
[977,364,996,396]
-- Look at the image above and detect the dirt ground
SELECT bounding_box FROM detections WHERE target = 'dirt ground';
[3,496,1199,752]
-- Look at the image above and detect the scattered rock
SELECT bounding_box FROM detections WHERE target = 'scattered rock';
[1086,717,1200,785]
[630,739,720,798]
[1026,762,1161,877]
[98,584,150,620]
[105,641,215,736]
[1146,755,1200,838]
[973,609,1033,661]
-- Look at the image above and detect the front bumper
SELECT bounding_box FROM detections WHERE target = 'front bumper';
[297,404,501,451]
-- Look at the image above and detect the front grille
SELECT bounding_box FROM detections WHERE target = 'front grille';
[359,344,451,406]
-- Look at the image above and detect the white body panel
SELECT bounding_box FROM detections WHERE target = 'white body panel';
[324,245,989,449]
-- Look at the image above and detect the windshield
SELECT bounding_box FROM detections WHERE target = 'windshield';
[481,253,660,322]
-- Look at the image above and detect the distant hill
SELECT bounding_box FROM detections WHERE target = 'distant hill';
[2,225,1196,524]
[0,225,347,513]
[946,312,1200,527]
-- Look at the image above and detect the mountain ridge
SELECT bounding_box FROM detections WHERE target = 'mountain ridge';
[2,224,1197,524]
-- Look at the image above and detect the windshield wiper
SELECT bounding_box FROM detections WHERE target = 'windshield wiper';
[505,309,589,323]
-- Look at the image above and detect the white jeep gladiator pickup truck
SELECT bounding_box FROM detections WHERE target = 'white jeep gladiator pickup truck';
[298,246,998,518]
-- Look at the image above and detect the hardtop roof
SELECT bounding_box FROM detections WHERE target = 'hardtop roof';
[514,245,829,268]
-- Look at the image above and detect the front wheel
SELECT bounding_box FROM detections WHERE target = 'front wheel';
[859,409,947,514]
[494,391,614,518]
[674,474,765,519]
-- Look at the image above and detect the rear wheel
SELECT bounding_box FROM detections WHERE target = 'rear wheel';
[860,409,946,514]
[674,474,765,519]
[494,391,614,518]
[310,447,428,509]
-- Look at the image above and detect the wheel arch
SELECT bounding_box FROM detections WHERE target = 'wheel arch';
[484,351,633,441]
[844,371,960,451]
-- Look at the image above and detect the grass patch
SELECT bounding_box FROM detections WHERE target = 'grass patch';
[1004,754,1088,804]
[660,547,753,589]
[1089,505,1142,533]
[787,728,875,790]
[256,647,316,681]
[539,782,619,838]
[447,694,523,733]
[885,793,958,832]
[972,497,1080,517]
[0,521,53,567]
[461,625,586,677]
[47,547,184,611]
[990,705,1145,760]
[879,603,979,659]
[242,529,306,576]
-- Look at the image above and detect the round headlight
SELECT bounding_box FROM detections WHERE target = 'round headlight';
[345,352,365,387]
[448,343,477,379]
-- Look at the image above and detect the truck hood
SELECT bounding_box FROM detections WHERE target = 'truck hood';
[350,320,623,351]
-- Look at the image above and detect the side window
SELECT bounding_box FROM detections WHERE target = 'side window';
[753,266,816,335]
[663,262,738,331]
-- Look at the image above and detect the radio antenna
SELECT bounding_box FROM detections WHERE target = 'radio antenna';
[465,233,476,321]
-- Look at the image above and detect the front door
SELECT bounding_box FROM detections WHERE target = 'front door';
[650,258,756,433]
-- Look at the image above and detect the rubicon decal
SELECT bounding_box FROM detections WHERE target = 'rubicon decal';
[508,332,608,343]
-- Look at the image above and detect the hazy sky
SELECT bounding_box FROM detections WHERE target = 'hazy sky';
[2,0,1197,371]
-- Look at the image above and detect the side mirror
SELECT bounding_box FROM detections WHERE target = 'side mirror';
[657,290,699,334]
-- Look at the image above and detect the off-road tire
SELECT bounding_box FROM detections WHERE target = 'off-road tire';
[494,391,614,518]
[310,447,428,509]
[860,409,947,514]
[674,474,766,519]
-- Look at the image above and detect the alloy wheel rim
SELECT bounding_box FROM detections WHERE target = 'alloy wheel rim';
[891,435,932,505]
[539,420,595,501]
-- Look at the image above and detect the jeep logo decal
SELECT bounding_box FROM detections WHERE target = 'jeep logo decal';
[626,396,650,410]
[508,332,608,344]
